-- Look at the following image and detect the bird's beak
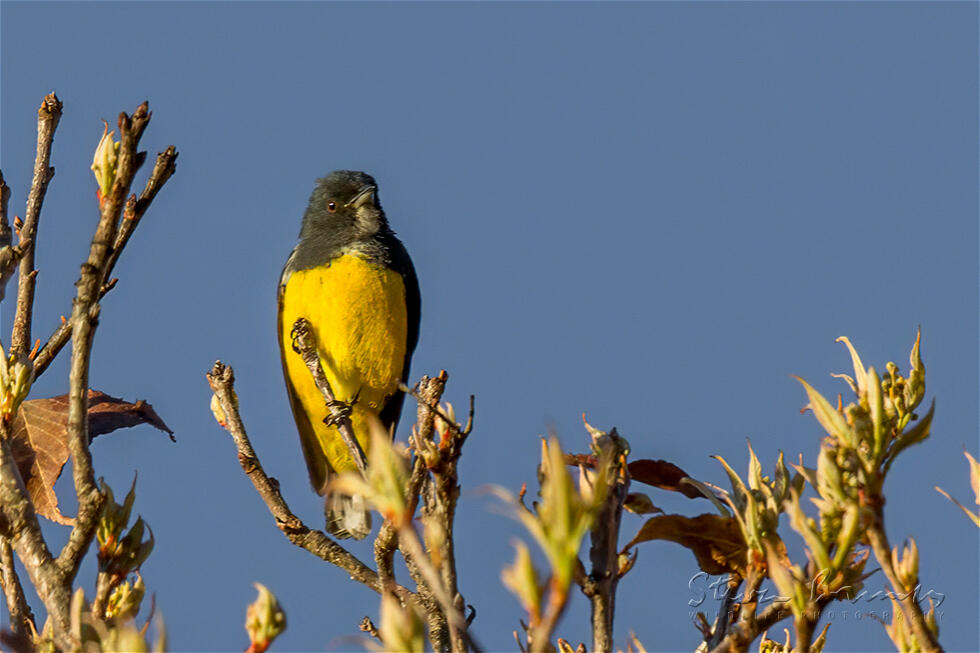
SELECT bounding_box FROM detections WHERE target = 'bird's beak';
[346,185,377,209]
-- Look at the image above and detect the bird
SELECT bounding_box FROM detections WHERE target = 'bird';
[278,170,420,539]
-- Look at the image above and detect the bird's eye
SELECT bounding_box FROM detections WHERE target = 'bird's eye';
[326,201,338,213]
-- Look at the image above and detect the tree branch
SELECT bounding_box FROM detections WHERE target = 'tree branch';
[583,432,629,653]
[289,317,367,474]
[10,93,62,357]
[57,103,154,581]
[0,172,29,302]
[206,361,419,609]
[32,146,178,379]
[0,536,36,643]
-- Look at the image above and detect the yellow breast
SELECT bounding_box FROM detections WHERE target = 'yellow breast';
[280,253,408,473]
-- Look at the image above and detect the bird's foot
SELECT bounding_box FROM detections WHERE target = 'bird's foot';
[323,394,358,426]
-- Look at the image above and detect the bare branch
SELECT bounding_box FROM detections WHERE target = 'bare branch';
[206,361,419,609]
[103,145,178,283]
[57,103,155,581]
[584,431,629,653]
[11,93,62,356]
[32,145,178,379]
[0,172,25,301]
[0,536,36,643]
[0,170,10,247]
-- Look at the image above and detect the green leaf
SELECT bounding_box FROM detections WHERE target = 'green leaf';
[795,376,858,448]
[867,366,886,461]
[712,455,748,510]
[836,336,867,396]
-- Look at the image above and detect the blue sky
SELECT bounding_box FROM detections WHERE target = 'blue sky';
[1,2,977,651]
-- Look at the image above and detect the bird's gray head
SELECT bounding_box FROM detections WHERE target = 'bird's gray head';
[300,170,388,245]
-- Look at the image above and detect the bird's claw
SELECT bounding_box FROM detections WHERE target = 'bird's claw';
[323,398,354,426]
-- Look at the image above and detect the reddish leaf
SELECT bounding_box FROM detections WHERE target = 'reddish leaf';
[565,453,704,499]
[628,459,704,499]
[9,390,173,523]
[622,513,747,576]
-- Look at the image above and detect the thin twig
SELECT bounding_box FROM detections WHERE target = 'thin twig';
[103,146,178,283]
[57,103,155,582]
[206,361,419,609]
[0,172,26,302]
[359,616,380,640]
[0,535,36,643]
[0,170,10,247]
[396,523,482,653]
[705,575,742,650]
[400,382,475,438]
[11,93,62,356]
[290,317,368,475]
[413,372,473,653]
[32,146,178,379]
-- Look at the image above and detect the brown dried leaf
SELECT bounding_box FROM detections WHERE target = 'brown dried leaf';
[9,390,173,523]
[622,513,747,576]
[627,459,704,499]
[565,454,703,499]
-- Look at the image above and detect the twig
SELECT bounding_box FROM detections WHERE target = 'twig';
[206,361,419,609]
[396,523,481,653]
[0,172,26,302]
[103,146,178,284]
[585,447,629,653]
[413,372,473,653]
[0,536,36,643]
[0,239,30,304]
[32,146,178,379]
[359,616,380,640]
[0,170,10,247]
[866,520,942,653]
[400,381,475,438]
[708,590,833,653]
[290,317,367,475]
[705,575,742,650]
[10,93,61,356]
[374,451,427,593]
[57,103,154,582]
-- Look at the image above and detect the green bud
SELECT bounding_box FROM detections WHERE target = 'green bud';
[245,583,286,653]
[0,339,34,421]
[91,121,120,201]
[106,574,146,621]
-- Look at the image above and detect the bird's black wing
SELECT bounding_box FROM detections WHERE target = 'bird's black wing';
[379,234,421,435]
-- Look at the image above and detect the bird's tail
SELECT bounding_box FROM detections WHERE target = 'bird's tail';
[325,492,372,540]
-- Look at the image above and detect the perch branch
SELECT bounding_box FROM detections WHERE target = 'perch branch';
[11,93,62,356]
[290,317,367,475]
[206,361,419,608]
